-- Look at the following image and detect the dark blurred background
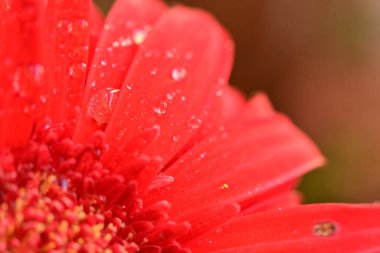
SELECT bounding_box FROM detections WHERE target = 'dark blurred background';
[95,0,380,203]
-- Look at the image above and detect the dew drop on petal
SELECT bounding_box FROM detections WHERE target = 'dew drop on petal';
[171,67,187,81]
[216,88,224,97]
[125,83,134,90]
[112,41,120,48]
[13,64,45,96]
[198,152,207,161]
[185,52,193,60]
[153,107,166,116]
[148,174,175,191]
[62,18,89,37]
[132,28,148,45]
[88,88,120,124]
[68,62,87,79]
[153,101,168,116]
[104,24,112,31]
[172,135,181,142]
[188,115,202,129]
[120,36,133,47]
[150,68,158,75]
[166,48,177,59]
[130,125,161,152]
[218,78,226,85]
[40,95,47,103]
[314,221,337,237]
[166,92,175,101]
[219,183,229,190]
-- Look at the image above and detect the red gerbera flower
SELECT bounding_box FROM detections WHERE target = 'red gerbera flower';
[1,0,380,252]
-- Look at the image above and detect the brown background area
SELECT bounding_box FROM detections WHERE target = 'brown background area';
[95,0,380,203]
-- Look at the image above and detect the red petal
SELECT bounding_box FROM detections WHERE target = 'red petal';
[240,190,302,215]
[178,203,240,245]
[41,0,90,125]
[0,0,44,147]
[103,6,234,168]
[144,114,324,218]
[204,86,245,132]
[74,0,167,141]
[88,2,104,65]
[243,92,275,120]
[188,204,380,253]
[216,86,246,123]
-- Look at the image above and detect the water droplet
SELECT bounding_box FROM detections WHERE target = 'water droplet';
[171,67,187,81]
[172,135,181,142]
[104,24,112,31]
[144,50,154,58]
[125,20,134,28]
[314,222,337,237]
[219,183,229,190]
[153,107,166,115]
[100,60,107,66]
[120,36,133,47]
[112,41,120,48]
[60,18,89,37]
[216,88,224,97]
[13,64,45,96]
[185,52,193,60]
[180,96,186,102]
[132,27,149,45]
[219,78,227,85]
[128,125,161,152]
[148,174,175,191]
[40,95,47,103]
[188,115,202,129]
[88,88,120,124]
[198,152,207,161]
[68,62,86,79]
[150,68,158,75]
[166,48,177,59]
[125,83,134,90]
[166,92,175,101]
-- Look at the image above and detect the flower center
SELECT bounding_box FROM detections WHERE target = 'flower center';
[0,121,190,253]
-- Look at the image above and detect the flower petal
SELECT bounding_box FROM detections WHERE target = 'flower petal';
[74,0,167,141]
[88,2,104,65]
[0,0,44,147]
[103,6,234,168]
[145,114,324,219]
[42,0,90,124]
[188,204,380,253]
[243,92,275,120]
[240,190,302,215]
[178,203,240,245]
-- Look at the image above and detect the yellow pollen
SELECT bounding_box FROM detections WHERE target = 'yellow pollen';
[58,220,69,233]
[40,241,56,252]
[104,233,112,241]
[46,213,55,223]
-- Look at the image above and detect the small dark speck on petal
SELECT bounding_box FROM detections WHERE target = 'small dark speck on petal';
[314,221,337,237]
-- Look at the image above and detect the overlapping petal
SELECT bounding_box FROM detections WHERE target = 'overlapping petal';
[188,204,380,252]
[74,0,167,141]
[103,6,234,169]
[1,0,379,252]
[144,110,324,218]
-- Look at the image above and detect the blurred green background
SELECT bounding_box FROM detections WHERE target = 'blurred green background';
[94,0,380,204]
